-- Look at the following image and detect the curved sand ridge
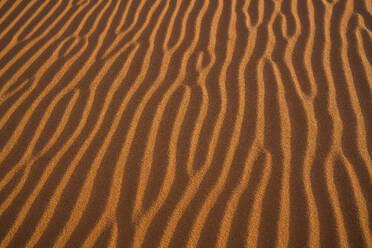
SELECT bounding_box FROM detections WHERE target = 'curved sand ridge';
[0,0,371,247]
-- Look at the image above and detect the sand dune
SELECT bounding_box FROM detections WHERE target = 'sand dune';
[0,0,372,247]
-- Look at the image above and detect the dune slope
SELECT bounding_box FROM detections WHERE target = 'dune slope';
[0,0,372,247]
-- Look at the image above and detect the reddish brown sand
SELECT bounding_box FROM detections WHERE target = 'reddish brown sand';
[0,0,372,247]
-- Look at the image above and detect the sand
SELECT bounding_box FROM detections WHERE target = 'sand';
[0,0,371,247]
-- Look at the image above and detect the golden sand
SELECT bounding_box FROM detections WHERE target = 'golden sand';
[0,0,371,247]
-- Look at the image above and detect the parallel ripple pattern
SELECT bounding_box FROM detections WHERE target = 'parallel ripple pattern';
[0,0,372,247]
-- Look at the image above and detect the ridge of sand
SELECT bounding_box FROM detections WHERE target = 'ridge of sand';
[0,0,371,247]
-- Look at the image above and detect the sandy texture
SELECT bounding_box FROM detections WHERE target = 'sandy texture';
[0,0,372,247]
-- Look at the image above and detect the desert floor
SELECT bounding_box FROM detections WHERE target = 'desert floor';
[0,0,372,247]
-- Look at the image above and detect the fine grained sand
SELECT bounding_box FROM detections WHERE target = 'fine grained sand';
[0,0,371,247]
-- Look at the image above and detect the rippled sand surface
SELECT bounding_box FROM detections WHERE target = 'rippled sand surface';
[0,0,372,247]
